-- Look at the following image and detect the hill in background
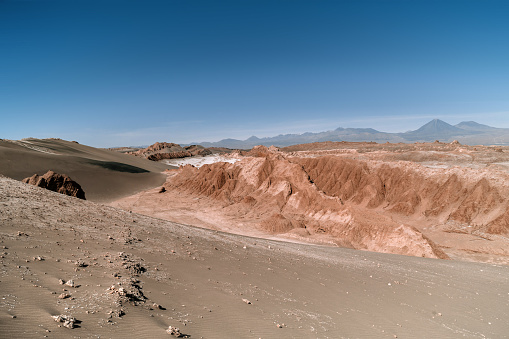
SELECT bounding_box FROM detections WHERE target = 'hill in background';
[191,119,509,149]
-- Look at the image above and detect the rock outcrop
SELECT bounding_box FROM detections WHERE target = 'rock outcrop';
[293,156,508,234]
[22,170,86,199]
[185,145,213,156]
[147,151,191,161]
[129,142,213,161]
[166,150,449,259]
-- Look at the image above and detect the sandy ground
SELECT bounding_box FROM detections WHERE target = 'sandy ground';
[1,176,508,338]
[0,138,173,202]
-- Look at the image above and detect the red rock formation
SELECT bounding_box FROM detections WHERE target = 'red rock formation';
[259,213,302,234]
[129,142,214,161]
[293,156,508,232]
[166,151,449,258]
[140,142,185,153]
[22,171,86,200]
[185,145,213,156]
[487,211,509,234]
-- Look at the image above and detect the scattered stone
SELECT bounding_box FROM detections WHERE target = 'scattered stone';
[58,293,71,299]
[118,252,146,275]
[108,279,146,304]
[33,256,44,261]
[107,309,125,318]
[58,279,65,285]
[73,260,87,267]
[242,298,251,304]
[152,303,164,310]
[65,280,76,288]
[166,326,182,336]
[52,314,77,329]
[159,187,166,193]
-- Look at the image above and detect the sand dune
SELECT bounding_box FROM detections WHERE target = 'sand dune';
[1,176,508,338]
[0,138,172,202]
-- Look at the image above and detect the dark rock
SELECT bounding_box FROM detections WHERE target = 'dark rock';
[22,171,86,199]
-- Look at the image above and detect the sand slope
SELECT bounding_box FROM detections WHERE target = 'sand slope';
[1,176,508,338]
[0,139,172,202]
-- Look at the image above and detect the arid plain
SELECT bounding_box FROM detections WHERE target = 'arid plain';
[1,138,508,338]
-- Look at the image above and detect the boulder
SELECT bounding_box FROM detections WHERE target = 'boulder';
[22,171,86,200]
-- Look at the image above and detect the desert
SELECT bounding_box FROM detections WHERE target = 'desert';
[1,137,509,338]
[3,1,509,337]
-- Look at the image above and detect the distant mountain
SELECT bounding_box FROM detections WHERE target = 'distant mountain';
[194,128,404,149]
[401,119,475,141]
[412,119,463,134]
[189,119,509,148]
[339,127,380,134]
[454,121,498,131]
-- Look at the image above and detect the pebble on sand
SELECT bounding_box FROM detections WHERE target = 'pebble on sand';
[166,325,182,336]
[52,314,77,329]
[65,280,76,287]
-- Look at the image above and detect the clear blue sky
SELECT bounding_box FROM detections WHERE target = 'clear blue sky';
[1,0,509,147]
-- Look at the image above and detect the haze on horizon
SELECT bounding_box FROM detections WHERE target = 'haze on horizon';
[1,0,509,148]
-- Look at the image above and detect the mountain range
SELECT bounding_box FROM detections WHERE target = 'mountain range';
[192,119,509,149]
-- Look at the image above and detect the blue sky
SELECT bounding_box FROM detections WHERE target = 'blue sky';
[1,0,509,147]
